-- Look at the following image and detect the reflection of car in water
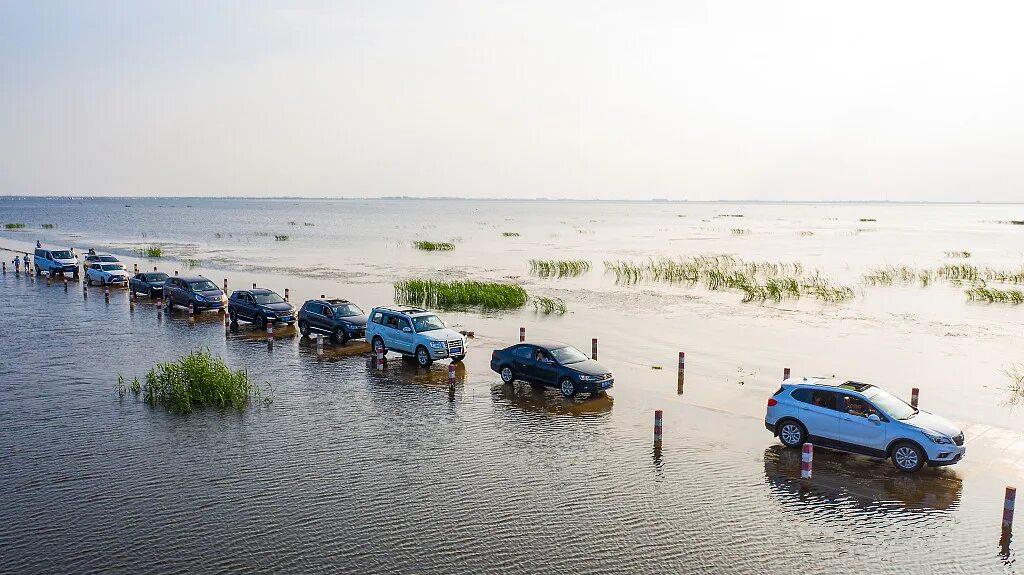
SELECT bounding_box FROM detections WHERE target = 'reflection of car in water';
[766,377,965,472]
[763,445,962,512]
[491,383,613,418]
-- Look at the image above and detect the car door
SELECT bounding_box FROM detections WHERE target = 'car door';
[169,278,183,305]
[511,345,536,382]
[392,316,415,353]
[319,304,336,334]
[534,349,560,385]
[791,388,843,442]
[838,394,888,455]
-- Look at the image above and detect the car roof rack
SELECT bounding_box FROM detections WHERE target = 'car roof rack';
[377,305,427,314]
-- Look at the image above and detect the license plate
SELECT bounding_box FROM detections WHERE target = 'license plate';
[600,380,613,388]
[281,316,293,322]
[449,348,462,354]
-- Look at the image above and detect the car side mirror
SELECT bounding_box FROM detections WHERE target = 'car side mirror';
[402,327,412,333]
[866,413,881,423]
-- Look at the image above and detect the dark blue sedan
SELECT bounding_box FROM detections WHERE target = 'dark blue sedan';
[227,288,296,328]
[490,340,614,398]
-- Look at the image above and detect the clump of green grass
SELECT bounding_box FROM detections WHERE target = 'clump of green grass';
[944,251,971,258]
[184,259,200,268]
[529,259,591,278]
[40,223,57,229]
[604,256,849,303]
[936,263,980,284]
[413,241,455,251]
[303,222,315,227]
[502,232,520,237]
[274,235,289,241]
[532,296,567,314]
[799,231,815,236]
[4,223,27,229]
[1006,365,1024,407]
[117,348,270,413]
[859,218,877,222]
[730,228,750,235]
[395,279,527,309]
[965,286,1024,304]
[137,246,163,258]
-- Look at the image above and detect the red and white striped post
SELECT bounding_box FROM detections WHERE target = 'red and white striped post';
[1004,486,1016,531]
[104,287,110,302]
[519,327,525,342]
[153,266,158,272]
[284,288,290,302]
[223,278,228,292]
[591,338,598,360]
[801,443,814,479]
[376,349,385,370]
[174,270,178,276]
[911,387,920,408]
[252,282,257,289]
[266,321,273,337]
[448,364,456,393]
[157,296,163,319]
[783,367,791,380]
[654,410,664,446]
[63,277,68,291]
[133,263,138,274]
[677,352,685,387]
[188,301,194,319]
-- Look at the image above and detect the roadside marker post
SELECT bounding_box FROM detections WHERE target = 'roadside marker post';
[1004,486,1016,531]
[316,333,324,355]
[320,294,325,299]
[677,352,685,391]
[223,278,228,292]
[188,301,194,319]
[224,311,230,335]
[592,338,598,360]
[252,282,257,289]
[654,410,663,447]
[376,349,384,370]
[783,367,791,380]
[801,443,814,479]
[520,327,525,342]
[104,287,110,303]
[448,364,456,397]
[284,288,290,302]
[64,277,68,292]
[153,266,158,272]
[157,297,163,319]
[911,387,920,408]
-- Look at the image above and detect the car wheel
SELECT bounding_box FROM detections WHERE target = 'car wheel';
[256,314,267,329]
[372,336,387,355]
[451,355,465,363]
[73,269,79,279]
[415,346,433,368]
[777,420,806,448]
[149,288,157,299]
[332,327,347,344]
[500,365,515,384]
[891,442,925,473]
[298,321,310,336]
[229,309,238,324]
[560,378,576,398]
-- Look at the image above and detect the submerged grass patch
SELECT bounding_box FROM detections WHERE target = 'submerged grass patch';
[532,296,567,314]
[529,259,591,278]
[603,256,850,303]
[413,241,455,251]
[966,286,1024,304]
[944,251,971,258]
[4,223,27,229]
[40,223,57,229]
[274,235,289,241]
[395,279,527,309]
[117,348,270,413]
[730,228,750,235]
[502,232,520,237]
[184,259,200,268]
[137,246,163,257]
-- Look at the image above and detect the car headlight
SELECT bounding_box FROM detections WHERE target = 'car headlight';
[429,341,446,349]
[925,432,952,444]
[577,374,600,381]
[195,295,207,302]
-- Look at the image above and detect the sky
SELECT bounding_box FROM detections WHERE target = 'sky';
[1,0,1023,201]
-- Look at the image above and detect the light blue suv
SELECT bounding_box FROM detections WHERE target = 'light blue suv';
[765,378,965,472]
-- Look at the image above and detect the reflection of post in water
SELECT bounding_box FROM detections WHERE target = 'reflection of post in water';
[998,528,1012,562]
[1000,486,1015,561]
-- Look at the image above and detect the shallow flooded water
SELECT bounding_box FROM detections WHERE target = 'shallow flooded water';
[1,198,1023,573]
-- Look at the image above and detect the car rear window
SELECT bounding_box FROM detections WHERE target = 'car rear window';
[512,346,533,359]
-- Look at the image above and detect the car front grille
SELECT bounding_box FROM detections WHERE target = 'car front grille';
[953,433,964,446]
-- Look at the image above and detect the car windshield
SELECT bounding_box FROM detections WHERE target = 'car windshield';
[333,303,363,317]
[100,264,123,271]
[254,292,285,304]
[549,346,588,364]
[51,250,72,259]
[98,255,119,262]
[864,387,917,420]
[412,314,445,332]
[188,280,218,292]
[144,273,168,282]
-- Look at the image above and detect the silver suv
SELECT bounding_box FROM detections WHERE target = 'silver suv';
[765,377,965,473]
[365,306,466,368]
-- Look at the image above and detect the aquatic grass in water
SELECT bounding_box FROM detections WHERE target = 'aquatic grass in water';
[413,241,455,251]
[944,251,971,258]
[274,235,289,241]
[4,223,27,229]
[532,296,567,314]
[395,279,527,309]
[117,348,269,413]
[730,228,750,235]
[529,259,591,278]
[965,286,1024,304]
[40,223,57,229]
[137,246,163,257]
[859,218,877,222]
[502,232,520,237]
[184,259,201,268]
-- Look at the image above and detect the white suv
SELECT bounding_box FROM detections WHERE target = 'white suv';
[765,378,965,473]
[366,306,466,368]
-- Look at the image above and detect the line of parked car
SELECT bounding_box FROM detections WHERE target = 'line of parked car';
[25,244,967,472]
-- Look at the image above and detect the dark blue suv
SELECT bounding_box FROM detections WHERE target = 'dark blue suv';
[297,298,368,343]
[227,288,296,328]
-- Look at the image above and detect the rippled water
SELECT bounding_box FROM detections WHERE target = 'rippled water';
[1,198,1022,573]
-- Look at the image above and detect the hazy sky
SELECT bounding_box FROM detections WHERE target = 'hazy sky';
[1,1,1022,201]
